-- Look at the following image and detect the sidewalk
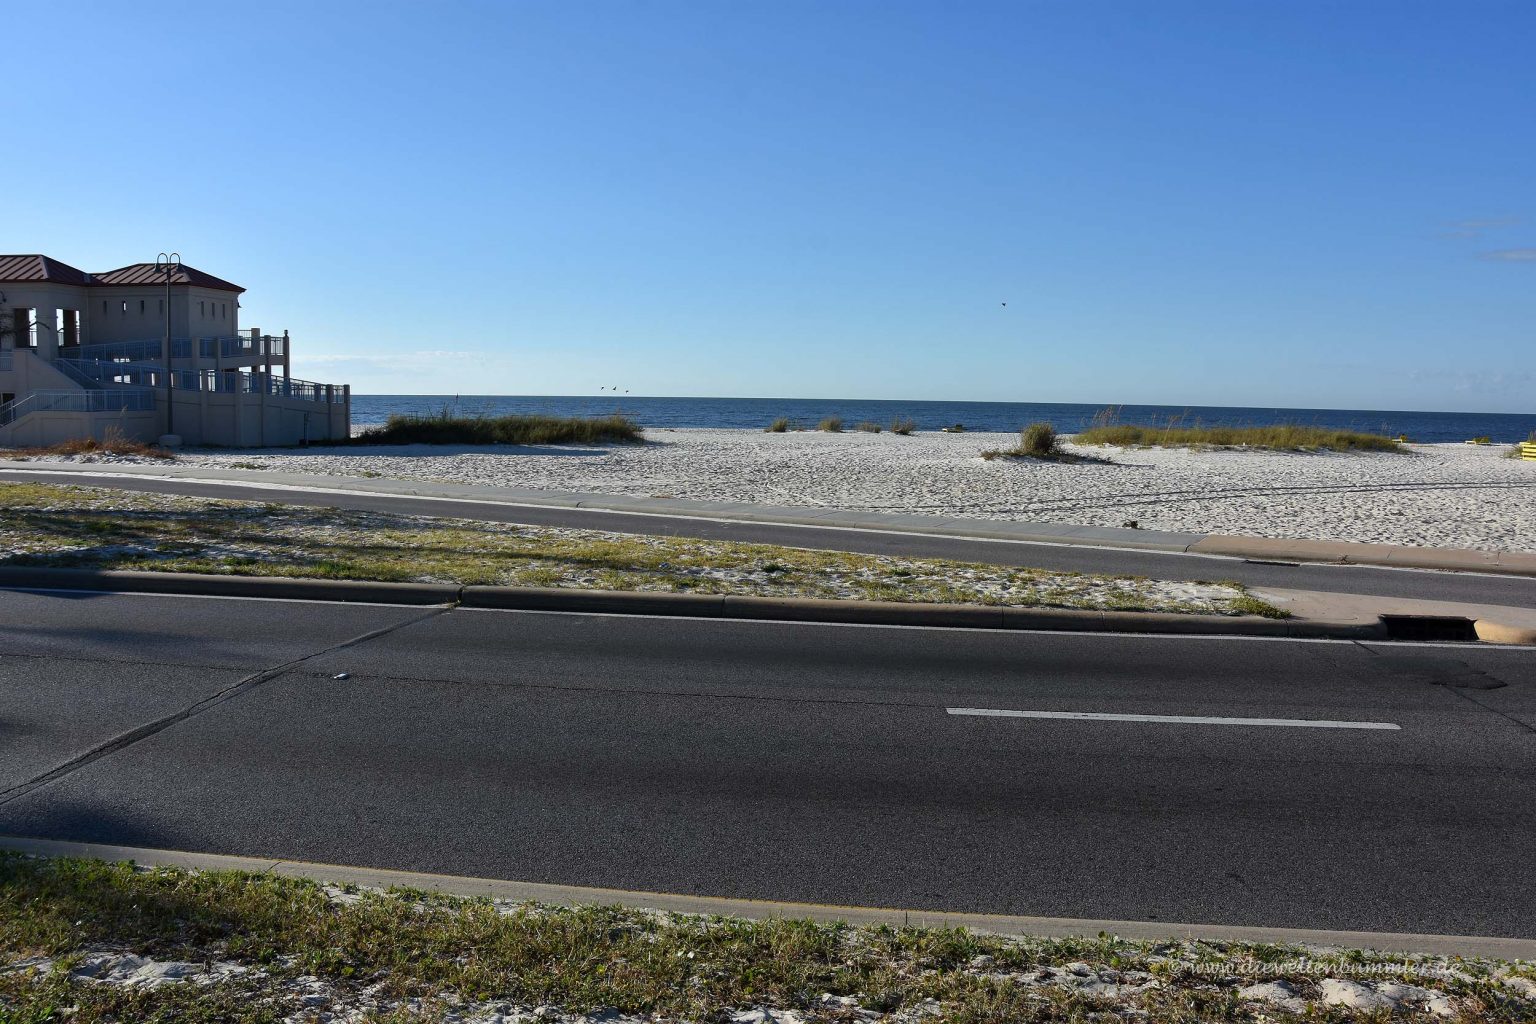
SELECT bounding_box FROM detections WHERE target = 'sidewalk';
[5,460,1536,576]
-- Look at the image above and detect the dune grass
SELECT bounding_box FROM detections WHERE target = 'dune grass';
[354,411,642,446]
[982,423,1112,464]
[817,416,844,433]
[765,416,791,433]
[982,422,1063,461]
[855,420,882,433]
[1076,422,1403,452]
[890,416,916,435]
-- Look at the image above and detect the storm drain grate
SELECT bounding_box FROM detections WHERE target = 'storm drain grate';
[1379,615,1479,642]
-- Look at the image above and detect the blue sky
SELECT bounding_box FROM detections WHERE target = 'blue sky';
[5,1,1533,410]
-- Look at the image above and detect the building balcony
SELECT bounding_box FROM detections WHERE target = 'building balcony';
[74,333,289,364]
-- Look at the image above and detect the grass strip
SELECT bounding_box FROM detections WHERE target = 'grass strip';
[0,483,1283,616]
[1,853,1529,1023]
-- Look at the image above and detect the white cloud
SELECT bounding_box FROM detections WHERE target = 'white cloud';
[1443,217,1520,239]
[1478,248,1536,263]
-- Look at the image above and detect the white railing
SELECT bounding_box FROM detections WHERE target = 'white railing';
[0,388,155,426]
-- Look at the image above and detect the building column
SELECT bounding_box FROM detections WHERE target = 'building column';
[36,309,60,360]
[62,310,80,350]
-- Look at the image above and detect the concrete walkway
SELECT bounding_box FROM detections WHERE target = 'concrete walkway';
[6,460,1535,574]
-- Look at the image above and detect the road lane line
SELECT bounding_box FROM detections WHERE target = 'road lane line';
[946,707,1401,730]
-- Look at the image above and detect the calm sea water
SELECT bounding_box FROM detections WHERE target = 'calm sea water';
[350,395,1536,445]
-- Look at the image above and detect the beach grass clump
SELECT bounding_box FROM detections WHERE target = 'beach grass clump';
[1505,431,1536,459]
[354,412,641,446]
[890,416,916,435]
[981,422,1076,462]
[765,417,790,433]
[817,416,844,433]
[1076,420,1402,452]
[1019,421,1060,457]
[855,420,882,433]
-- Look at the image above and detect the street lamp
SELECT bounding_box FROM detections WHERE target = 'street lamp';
[156,252,180,440]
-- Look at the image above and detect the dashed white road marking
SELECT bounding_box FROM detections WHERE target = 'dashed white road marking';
[946,707,1401,730]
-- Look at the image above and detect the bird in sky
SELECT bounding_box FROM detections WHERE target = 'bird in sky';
[1001,302,1007,307]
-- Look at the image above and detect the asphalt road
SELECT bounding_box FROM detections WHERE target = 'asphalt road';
[1,588,1533,938]
[7,469,1536,606]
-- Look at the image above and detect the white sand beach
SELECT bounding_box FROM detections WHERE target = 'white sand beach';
[169,430,1536,552]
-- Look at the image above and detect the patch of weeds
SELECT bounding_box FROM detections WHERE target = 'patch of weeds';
[4,426,176,461]
[1228,593,1292,619]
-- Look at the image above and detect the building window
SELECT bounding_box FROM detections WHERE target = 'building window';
[120,301,128,314]
[102,300,108,314]
[139,300,145,314]
[159,299,163,314]
[222,303,227,319]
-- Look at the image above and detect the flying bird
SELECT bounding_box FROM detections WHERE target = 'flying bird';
[1001,302,1007,307]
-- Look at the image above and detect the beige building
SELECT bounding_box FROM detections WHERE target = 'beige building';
[0,255,349,447]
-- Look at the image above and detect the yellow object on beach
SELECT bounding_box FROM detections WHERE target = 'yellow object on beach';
[1521,442,1536,461]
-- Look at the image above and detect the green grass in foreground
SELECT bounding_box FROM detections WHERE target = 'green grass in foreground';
[354,412,642,446]
[1,853,1524,1023]
[0,483,1282,616]
[1075,423,1403,452]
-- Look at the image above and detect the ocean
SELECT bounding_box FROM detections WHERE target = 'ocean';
[349,396,1536,445]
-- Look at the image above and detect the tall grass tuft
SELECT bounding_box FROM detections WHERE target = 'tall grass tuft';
[890,417,916,435]
[1018,422,1060,457]
[765,417,790,433]
[982,422,1069,461]
[855,421,882,433]
[817,417,844,433]
[355,411,642,446]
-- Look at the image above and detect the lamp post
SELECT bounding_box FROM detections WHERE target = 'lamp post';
[156,252,180,440]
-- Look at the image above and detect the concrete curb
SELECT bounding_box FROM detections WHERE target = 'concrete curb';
[2,835,1531,959]
[1475,620,1536,645]
[0,566,1389,639]
[0,567,459,605]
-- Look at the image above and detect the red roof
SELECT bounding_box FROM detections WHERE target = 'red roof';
[91,263,245,293]
[0,254,94,286]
